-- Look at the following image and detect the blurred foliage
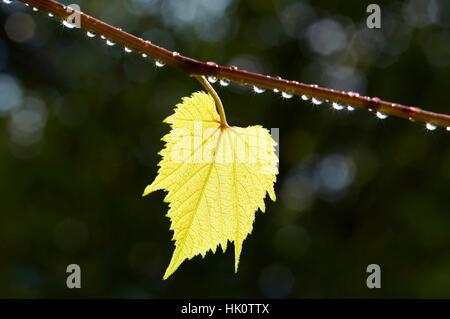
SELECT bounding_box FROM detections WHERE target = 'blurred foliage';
[0,0,449,298]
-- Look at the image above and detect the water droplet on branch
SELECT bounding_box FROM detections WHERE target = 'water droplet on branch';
[106,40,115,46]
[86,31,96,38]
[207,76,217,84]
[124,47,132,53]
[253,86,265,94]
[426,123,437,131]
[347,91,360,98]
[219,79,230,87]
[281,92,293,99]
[62,20,77,29]
[312,98,323,105]
[332,103,345,110]
[155,61,165,68]
[301,95,309,101]
[376,112,388,119]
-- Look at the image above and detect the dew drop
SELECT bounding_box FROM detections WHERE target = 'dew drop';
[124,47,132,53]
[332,102,345,110]
[48,13,54,17]
[172,51,180,57]
[426,123,437,131]
[347,91,360,98]
[32,7,38,12]
[219,79,230,87]
[446,127,450,131]
[106,40,115,46]
[155,60,165,68]
[142,53,148,58]
[100,35,106,40]
[207,76,217,84]
[347,106,355,111]
[253,86,265,94]
[3,0,13,4]
[281,92,293,99]
[273,88,280,93]
[62,20,77,29]
[86,31,96,38]
[301,95,309,101]
[312,98,323,105]
[376,112,388,119]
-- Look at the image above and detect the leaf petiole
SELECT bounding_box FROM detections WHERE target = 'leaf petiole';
[195,76,228,128]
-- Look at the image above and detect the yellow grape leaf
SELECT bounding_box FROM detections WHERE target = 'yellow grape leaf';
[143,91,278,279]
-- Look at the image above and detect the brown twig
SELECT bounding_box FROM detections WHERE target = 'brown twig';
[13,0,450,129]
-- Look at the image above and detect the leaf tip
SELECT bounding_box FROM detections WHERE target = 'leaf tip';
[142,185,152,197]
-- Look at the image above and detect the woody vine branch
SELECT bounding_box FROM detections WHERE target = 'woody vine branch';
[13,0,450,129]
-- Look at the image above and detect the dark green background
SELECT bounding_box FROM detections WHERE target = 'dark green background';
[0,0,449,298]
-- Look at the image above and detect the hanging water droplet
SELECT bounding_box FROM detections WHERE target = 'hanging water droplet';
[376,112,388,119]
[155,60,165,68]
[48,13,54,17]
[124,47,132,53]
[447,127,450,131]
[347,106,355,111]
[142,53,148,58]
[312,98,323,105]
[219,79,230,87]
[426,123,437,131]
[332,102,345,110]
[281,92,293,99]
[2,0,13,4]
[86,31,96,38]
[62,20,77,29]
[301,95,309,101]
[172,51,180,57]
[100,35,106,40]
[106,40,115,46]
[208,76,217,84]
[32,7,38,12]
[253,86,265,94]
[273,88,280,93]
